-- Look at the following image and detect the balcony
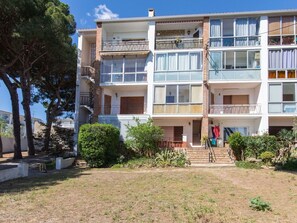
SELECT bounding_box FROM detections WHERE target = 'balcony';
[101,72,147,84]
[209,69,261,81]
[102,40,149,52]
[269,103,297,114]
[155,37,203,50]
[81,66,95,83]
[154,71,202,82]
[209,104,261,115]
[209,36,261,47]
[80,92,94,109]
[153,104,202,115]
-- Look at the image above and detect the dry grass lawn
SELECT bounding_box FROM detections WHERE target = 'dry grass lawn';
[0,167,296,223]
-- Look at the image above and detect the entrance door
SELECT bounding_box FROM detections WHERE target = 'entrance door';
[104,95,111,115]
[120,97,144,114]
[174,126,183,142]
[192,120,201,145]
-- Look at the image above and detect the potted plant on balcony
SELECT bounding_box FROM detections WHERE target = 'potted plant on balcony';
[174,37,182,48]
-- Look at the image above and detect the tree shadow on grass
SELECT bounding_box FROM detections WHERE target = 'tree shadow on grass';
[0,167,91,194]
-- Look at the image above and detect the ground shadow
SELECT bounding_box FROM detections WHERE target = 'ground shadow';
[0,167,90,194]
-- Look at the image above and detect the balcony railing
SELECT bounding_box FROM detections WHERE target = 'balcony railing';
[269,102,297,114]
[102,40,149,52]
[101,72,147,83]
[80,92,94,108]
[209,104,261,114]
[153,104,203,115]
[209,36,261,47]
[155,37,203,50]
[209,69,261,81]
[154,71,202,82]
[100,104,147,115]
[81,66,95,81]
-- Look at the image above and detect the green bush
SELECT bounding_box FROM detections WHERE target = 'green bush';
[228,132,246,160]
[260,151,275,164]
[235,161,263,169]
[155,149,189,167]
[125,118,163,157]
[281,157,297,171]
[250,197,272,211]
[78,123,120,167]
[245,134,279,159]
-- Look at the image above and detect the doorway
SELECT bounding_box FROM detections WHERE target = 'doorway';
[192,120,201,145]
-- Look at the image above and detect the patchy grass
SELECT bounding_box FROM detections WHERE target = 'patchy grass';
[0,168,296,222]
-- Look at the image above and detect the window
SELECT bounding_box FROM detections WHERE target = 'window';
[223,19,234,37]
[154,86,165,104]
[112,59,123,73]
[178,85,190,103]
[155,52,202,71]
[156,54,166,71]
[210,19,221,37]
[235,51,247,69]
[283,83,295,101]
[210,51,260,70]
[102,60,112,73]
[268,16,297,45]
[166,85,177,103]
[124,57,136,73]
[223,51,234,69]
[137,58,146,72]
[269,84,282,102]
[154,85,202,104]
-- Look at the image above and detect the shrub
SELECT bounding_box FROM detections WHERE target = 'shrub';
[155,149,189,167]
[245,134,279,159]
[112,157,156,169]
[125,118,163,157]
[250,197,272,211]
[78,123,120,167]
[228,132,246,160]
[235,161,263,169]
[260,151,275,164]
[281,157,297,171]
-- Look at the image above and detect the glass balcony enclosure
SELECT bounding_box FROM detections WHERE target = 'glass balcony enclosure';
[101,56,147,83]
[154,52,203,82]
[209,50,261,80]
[210,18,260,47]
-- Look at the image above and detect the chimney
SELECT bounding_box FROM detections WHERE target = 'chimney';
[148,8,155,17]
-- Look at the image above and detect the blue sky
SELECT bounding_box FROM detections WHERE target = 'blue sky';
[1,0,297,121]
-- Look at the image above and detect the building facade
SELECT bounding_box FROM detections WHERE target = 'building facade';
[74,9,297,152]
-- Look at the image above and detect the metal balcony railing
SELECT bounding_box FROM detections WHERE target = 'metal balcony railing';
[209,104,261,114]
[102,40,149,52]
[81,66,95,79]
[80,92,94,108]
[155,37,203,50]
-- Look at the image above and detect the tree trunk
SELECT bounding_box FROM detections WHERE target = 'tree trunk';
[0,73,22,159]
[0,135,3,158]
[21,84,35,156]
[43,107,53,152]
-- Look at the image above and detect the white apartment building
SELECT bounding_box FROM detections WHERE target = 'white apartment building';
[74,9,297,152]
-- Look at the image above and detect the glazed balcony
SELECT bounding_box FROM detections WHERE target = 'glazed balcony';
[100,72,147,84]
[102,40,149,52]
[155,37,203,50]
[209,36,261,47]
[209,104,261,115]
[154,70,202,82]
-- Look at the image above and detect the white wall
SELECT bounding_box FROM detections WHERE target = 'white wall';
[106,31,147,41]
[2,137,28,153]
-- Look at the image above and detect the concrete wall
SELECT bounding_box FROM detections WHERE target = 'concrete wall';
[0,163,29,183]
[2,137,28,153]
[212,88,258,104]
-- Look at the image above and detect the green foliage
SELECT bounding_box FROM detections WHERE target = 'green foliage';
[228,132,246,160]
[235,161,263,169]
[125,118,163,157]
[260,151,275,164]
[78,123,120,167]
[155,149,189,167]
[250,197,272,211]
[281,157,297,171]
[112,157,156,169]
[245,134,279,159]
